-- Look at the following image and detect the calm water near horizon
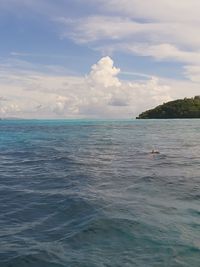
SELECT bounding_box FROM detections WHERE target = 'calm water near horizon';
[0,119,200,266]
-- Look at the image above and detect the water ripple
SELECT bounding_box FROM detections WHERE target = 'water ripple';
[0,119,200,266]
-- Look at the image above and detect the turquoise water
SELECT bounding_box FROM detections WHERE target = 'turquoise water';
[0,119,200,266]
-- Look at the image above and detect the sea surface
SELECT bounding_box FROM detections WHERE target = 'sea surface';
[0,119,200,267]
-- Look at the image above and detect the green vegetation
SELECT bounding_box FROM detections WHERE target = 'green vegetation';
[137,96,200,119]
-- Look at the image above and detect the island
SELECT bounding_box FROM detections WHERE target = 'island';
[137,96,200,119]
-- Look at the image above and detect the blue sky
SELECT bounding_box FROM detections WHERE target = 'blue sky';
[0,0,200,118]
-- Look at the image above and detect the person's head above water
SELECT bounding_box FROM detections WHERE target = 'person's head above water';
[151,149,160,154]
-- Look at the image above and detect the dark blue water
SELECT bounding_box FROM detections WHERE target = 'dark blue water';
[0,119,200,267]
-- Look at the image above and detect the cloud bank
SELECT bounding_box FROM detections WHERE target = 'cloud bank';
[0,57,172,119]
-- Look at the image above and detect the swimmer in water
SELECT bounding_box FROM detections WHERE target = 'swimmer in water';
[151,149,160,154]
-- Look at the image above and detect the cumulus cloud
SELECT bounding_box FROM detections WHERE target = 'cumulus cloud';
[56,1,200,82]
[0,57,173,118]
[2,0,200,83]
[0,102,21,116]
[87,56,121,87]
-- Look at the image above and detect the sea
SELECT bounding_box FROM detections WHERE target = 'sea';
[0,119,200,267]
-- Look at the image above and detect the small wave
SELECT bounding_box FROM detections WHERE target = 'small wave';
[2,255,64,267]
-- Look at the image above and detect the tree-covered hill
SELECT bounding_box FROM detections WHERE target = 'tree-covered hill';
[137,96,200,119]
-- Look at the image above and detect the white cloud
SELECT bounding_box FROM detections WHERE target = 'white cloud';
[56,2,200,82]
[0,102,21,116]
[0,57,173,118]
[87,56,121,87]
[3,0,200,83]
[91,0,200,23]
[58,16,151,43]
[184,65,200,83]
[116,43,200,64]
[59,15,200,50]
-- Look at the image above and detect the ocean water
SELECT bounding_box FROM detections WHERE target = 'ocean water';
[0,119,200,267]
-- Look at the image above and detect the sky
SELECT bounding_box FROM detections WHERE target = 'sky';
[0,0,200,119]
